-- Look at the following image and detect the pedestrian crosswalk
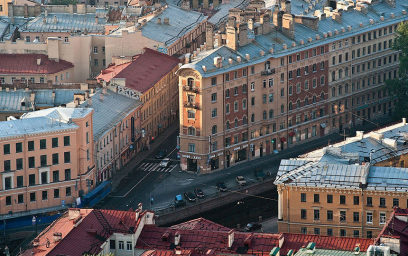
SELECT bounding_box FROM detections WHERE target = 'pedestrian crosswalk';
[138,163,176,173]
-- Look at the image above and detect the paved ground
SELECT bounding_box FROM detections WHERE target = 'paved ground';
[99,117,395,214]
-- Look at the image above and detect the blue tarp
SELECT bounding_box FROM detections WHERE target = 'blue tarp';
[89,186,111,207]
[0,214,61,230]
[83,181,111,200]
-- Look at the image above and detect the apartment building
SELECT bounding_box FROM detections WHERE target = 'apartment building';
[0,107,95,218]
[97,48,179,148]
[176,0,403,173]
[275,120,408,239]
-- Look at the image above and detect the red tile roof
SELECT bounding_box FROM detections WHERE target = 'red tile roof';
[0,54,74,75]
[170,218,231,231]
[376,207,408,255]
[98,48,179,93]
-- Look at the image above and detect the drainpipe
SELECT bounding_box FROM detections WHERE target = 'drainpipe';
[361,188,364,237]
[286,56,289,149]
[246,66,250,162]
[286,185,290,233]
[222,72,226,170]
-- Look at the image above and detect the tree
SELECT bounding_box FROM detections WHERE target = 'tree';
[385,21,408,120]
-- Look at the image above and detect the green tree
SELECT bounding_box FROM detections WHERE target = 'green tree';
[385,21,408,120]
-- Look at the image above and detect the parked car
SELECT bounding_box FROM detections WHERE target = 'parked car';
[156,149,168,159]
[194,188,205,198]
[216,182,227,192]
[254,169,265,180]
[173,194,186,208]
[243,222,262,232]
[160,158,171,167]
[184,192,196,202]
[236,176,247,185]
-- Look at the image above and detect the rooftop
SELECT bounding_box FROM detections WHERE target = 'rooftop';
[80,89,142,140]
[275,120,408,191]
[294,248,365,256]
[0,54,74,75]
[179,0,407,77]
[141,5,207,46]
[98,48,179,93]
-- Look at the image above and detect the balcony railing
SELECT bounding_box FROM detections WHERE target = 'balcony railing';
[184,101,201,109]
[261,68,276,76]
[183,86,200,93]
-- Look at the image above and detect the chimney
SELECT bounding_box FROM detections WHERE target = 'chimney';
[202,65,207,72]
[380,16,384,21]
[43,17,46,25]
[356,131,364,140]
[206,24,214,50]
[141,19,147,26]
[228,58,233,64]
[228,230,234,248]
[85,90,89,99]
[174,231,181,246]
[5,87,9,92]
[175,246,181,255]
[89,97,92,106]
[138,203,143,211]
[52,91,55,100]
[102,87,107,95]
[135,208,140,221]
[403,10,407,15]
[185,53,191,64]
[226,25,238,50]
[390,13,395,18]
[403,118,406,125]
[95,16,98,24]
[245,54,250,60]
[100,93,104,101]
[237,56,241,62]
[157,18,162,25]
[37,58,41,66]
[45,9,48,17]
[163,17,169,25]
[53,15,58,24]
[282,0,291,14]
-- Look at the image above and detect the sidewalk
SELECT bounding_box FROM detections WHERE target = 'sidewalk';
[111,121,179,190]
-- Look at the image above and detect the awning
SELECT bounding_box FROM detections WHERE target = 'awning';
[288,132,296,137]
[320,123,327,128]
[280,137,287,142]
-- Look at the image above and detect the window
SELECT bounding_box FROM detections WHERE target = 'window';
[211,77,217,86]
[262,95,267,104]
[314,209,320,220]
[314,228,320,235]
[16,158,23,170]
[211,93,217,102]
[18,194,23,204]
[354,196,359,205]
[353,212,360,222]
[28,141,34,151]
[212,125,217,135]
[243,99,247,109]
[320,76,325,85]
[127,241,132,251]
[52,153,59,165]
[188,127,196,136]
[393,198,399,207]
[42,190,48,200]
[3,144,10,154]
[40,139,47,149]
[340,229,346,237]
[234,102,238,111]
[40,155,47,167]
[251,113,255,123]
[188,143,195,152]
[301,209,307,219]
[380,197,386,207]
[380,213,386,224]
[29,174,35,186]
[289,71,293,79]
[327,229,333,236]
[93,46,98,54]
[251,97,255,106]
[64,136,70,146]
[226,104,230,114]
[64,169,71,181]
[187,110,195,119]
[340,211,346,221]
[340,195,346,204]
[54,189,60,198]
[314,194,319,203]
[212,108,217,117]
[269,78,273,87]
[4,177,11,190]
[64,152,71,163]
[301,193,306,202]
[327,194,333,203]
[242,84,247,93]
[269,110,274,119]
[53,170,59,182]
[118,241,125,250]
[327,210,333,221]
[66,187,72,196]
[367,231,373,239]
[251,82,255,91]
[301,227,307,234]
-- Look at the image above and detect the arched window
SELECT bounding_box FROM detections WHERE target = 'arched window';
[332,71,336,81]
[289,102,292,111]
[188,78,194,87]
[251,113,255,122]
[281,104,284,114]
[332,87,336,97]
[234,118,238,127]
[338,85,342,95]
[297,99,301,108]
[263,111,267,120]
[345,83,349,93]
[338,69,343,79]
[321,92,324,100]
[226,121,230,130]
[212,125,217,134]
[265,61,271,70]
[345,67,349,77]
[188,126,196,136]
[313,95,316,103]
[305,97,309,106]
[243,116,247,124]
[269,109,274,119]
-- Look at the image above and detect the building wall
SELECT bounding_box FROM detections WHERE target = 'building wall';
[0,0,7,16]
[0,111,94,216]
[277,185,407,239]
[0,67,75,84]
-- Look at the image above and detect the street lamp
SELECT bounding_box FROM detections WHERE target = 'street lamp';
[32,216,38,235]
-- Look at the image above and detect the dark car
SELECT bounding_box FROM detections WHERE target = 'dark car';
[173,194,186,208]
[216,182,227,192]
[194,188,205,198]
[243,222,262,232]
[184,192,196,202]
[254,169,265,180]
[156,149,168,159]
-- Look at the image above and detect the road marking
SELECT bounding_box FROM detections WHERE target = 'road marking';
[168,165,177,173]
[167,147,177,158]
[112,171,152,198]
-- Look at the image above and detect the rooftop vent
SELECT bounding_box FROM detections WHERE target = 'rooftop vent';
[53,232,62,242]
[202,65,207,72]
[162,231,170,241]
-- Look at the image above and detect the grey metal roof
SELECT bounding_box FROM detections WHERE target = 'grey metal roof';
[0,90,31,112]
[181,0,408,77]
[80,90,142,140]
[141,5,207,46]
[20,13,106,33]
[22,107,93,120]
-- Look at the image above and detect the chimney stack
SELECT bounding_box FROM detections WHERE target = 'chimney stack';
[95,16,98,24]
[174,231,181,246]
[100,93,104,101]
[43,17,46,25]
[228,230,234,248]
[163,17,169,25]
[157,18,162,25]
[37,58,41,66]
[53,15,58,24]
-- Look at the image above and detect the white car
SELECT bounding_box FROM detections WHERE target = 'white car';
[160,158,171,167]
[236,176,247,185]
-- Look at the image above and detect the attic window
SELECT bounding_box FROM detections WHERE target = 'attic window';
[162,231,170,241]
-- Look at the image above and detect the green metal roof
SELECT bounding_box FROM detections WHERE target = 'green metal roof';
[294,248,366,256]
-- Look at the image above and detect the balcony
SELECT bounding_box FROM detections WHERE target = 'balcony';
[261,68,275,76]
[184,101,201,110]
[183,86,200,93]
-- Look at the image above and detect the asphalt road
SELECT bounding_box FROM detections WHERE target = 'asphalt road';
[98,117,395,214]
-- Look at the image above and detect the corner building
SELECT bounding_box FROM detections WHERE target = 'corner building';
[177,0,403,173]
